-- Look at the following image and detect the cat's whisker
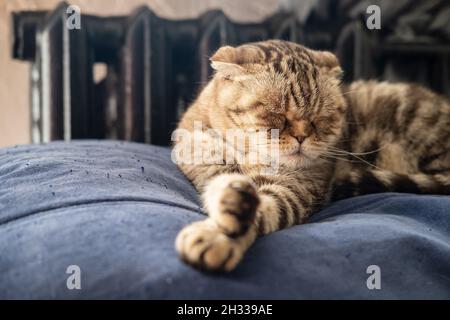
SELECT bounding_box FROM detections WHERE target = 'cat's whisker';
[310,146,384,170]
[326,144,388,156]
[318,154,359,163]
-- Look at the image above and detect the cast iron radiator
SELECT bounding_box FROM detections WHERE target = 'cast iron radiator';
[11,2,450,146]
[12,2,303,146]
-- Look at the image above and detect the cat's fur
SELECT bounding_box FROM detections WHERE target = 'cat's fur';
[173,40,450,272]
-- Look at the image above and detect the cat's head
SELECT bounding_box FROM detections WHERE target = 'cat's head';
[208,40,347,169]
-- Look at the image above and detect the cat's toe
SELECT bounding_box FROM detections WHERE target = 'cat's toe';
[175,220,243,272]
[204,174,259,236]
[219,181,259,234]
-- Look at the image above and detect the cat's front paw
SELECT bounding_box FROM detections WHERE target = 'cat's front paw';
[204,174,259,236]
[175,219,244,272]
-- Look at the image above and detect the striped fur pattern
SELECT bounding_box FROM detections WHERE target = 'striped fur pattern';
[174,40,450,272]
[333,81,450,200]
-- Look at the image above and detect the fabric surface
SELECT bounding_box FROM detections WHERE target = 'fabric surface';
[0,140,449,299]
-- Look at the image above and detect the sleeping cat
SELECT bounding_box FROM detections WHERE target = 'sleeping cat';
[173,40,450,272]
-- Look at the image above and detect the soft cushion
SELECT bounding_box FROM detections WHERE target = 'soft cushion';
[0,141,449,299]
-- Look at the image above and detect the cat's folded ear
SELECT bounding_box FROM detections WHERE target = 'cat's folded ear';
[210,45,263,77]
[210,60,244,77]
[309,50,343,79]
[210,46,237,64]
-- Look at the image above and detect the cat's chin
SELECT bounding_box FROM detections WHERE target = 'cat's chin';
[279,153,314,170]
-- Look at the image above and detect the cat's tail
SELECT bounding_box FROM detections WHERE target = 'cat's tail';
[331,168,450,201]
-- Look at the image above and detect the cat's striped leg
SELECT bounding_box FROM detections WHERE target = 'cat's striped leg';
[175,173,259,271]
[254,180,313,235]
[203,174,260,236]
[175,173,319,271]
[331,168,450,201]
[202,173,317,237]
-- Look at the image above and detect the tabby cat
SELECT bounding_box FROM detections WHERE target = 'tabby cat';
[173,40,450,272]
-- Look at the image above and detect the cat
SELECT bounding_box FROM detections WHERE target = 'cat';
[172,39,450,272]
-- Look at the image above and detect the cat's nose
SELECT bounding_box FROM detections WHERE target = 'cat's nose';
[296,136,306,145]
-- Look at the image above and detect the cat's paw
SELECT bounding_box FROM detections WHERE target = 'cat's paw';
[175,219,244,272]
[204,174,259,236]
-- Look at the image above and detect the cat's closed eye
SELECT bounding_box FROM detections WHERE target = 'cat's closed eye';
[256,113,286,130]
